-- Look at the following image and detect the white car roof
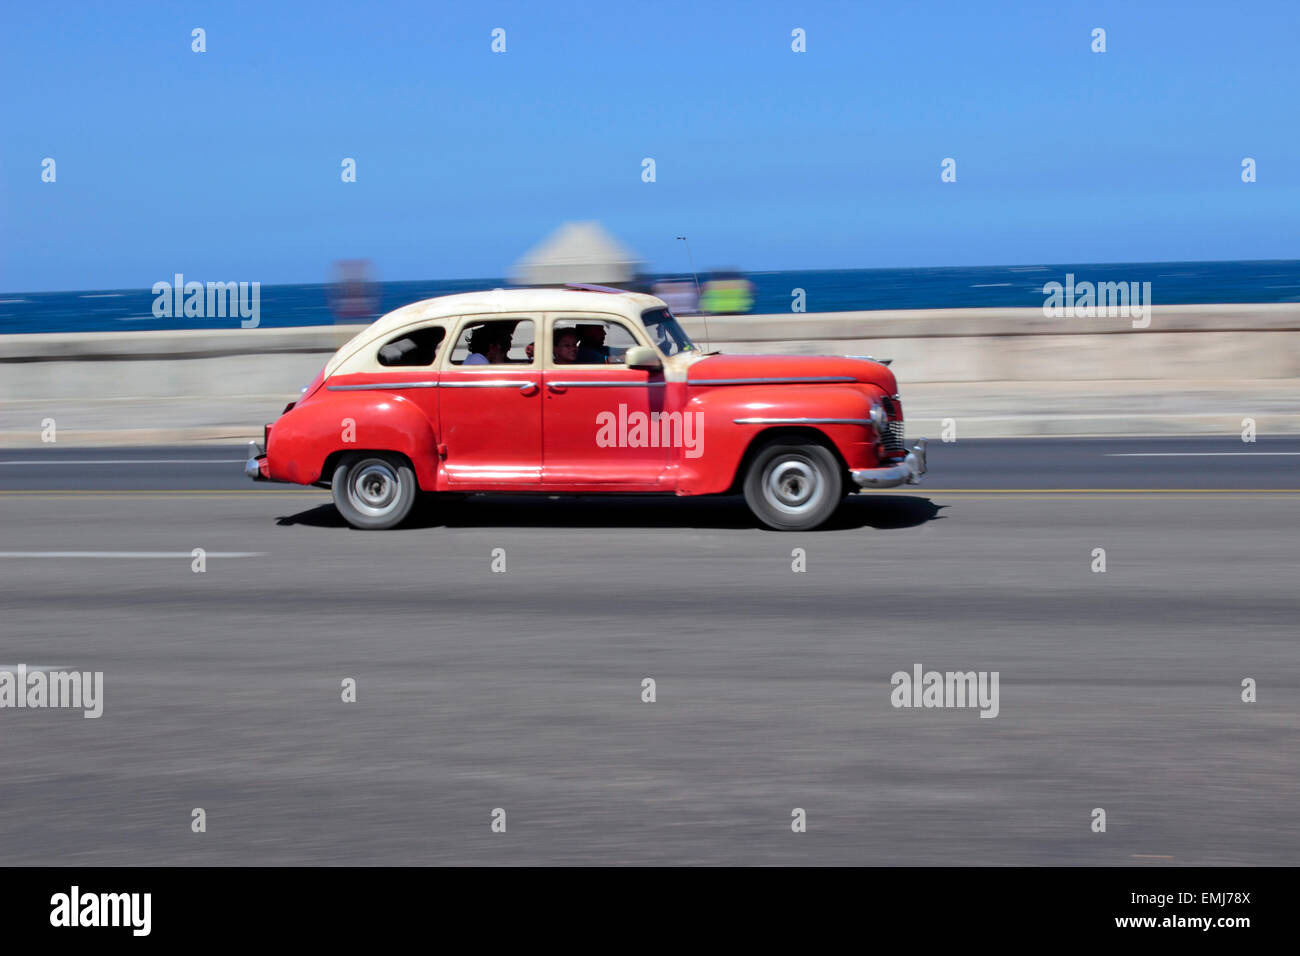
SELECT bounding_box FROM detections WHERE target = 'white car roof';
[325,288,668,377]
[371,288,664,336]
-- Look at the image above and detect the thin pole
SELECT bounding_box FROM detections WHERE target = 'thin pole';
[676,236,710,352]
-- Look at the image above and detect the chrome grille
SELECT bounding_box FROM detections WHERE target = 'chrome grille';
[882,420,906,455]
[880,398,905,454]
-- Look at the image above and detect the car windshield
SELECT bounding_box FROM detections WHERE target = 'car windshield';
[641,308,696,356]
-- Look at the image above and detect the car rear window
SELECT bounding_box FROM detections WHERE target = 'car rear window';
[378,326,445,366]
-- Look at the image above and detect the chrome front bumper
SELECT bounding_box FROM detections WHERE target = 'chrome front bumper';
[244,441,267,481]
[851,438,928,490]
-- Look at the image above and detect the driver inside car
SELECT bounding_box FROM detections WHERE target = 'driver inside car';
[575,323,609,364]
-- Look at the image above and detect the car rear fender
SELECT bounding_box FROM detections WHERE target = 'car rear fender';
[267,391,440,489]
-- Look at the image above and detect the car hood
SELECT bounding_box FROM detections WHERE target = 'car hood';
[685,353,897,394]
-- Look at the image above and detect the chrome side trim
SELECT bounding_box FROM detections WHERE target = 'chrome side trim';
[850,439,929,490]
[844,355,893,366]
[439,379,536,388]
[328,377,550,391]
[545,380,667,388]
[733,417,873,425]
[689,375,858,386]
[328,381,438,391]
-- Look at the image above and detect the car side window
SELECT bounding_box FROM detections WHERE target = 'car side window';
[551,319,640,366]
[377,325,445,367]
[448,318,536,366]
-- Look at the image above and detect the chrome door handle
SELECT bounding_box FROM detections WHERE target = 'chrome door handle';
[518,382,538,395]
[546,382,567,393]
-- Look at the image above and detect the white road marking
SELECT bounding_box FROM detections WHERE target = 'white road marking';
[0,459,245,465]
[0,551,263,558]
[1105,452,1300,457]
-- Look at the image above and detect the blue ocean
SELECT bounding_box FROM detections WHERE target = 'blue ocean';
[2,260,1297,335]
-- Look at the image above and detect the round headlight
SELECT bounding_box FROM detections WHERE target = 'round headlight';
[869,401,888,434]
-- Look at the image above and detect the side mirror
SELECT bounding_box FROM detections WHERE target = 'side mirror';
[624,345,662,371]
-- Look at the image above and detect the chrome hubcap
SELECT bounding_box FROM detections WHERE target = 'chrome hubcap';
[348,460,400,517]
[764,457,823,514]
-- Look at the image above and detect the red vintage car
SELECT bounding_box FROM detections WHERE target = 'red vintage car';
[245,288,927,530]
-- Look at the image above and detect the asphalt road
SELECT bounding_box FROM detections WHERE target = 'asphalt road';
[0,437,1296,865]
[0,435,1297,491]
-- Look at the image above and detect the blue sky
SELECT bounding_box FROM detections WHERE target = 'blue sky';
[2,0,1297,291]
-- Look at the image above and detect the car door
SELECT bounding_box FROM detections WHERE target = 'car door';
[540,314,669,489]
[437,315,542,486]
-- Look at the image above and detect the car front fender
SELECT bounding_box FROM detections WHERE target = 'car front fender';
[673,384,886,495]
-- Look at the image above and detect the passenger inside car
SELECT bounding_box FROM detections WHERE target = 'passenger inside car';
[553,328,580,365]
[465,326,511,365]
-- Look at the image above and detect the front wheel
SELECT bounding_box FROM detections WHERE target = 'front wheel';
[742,442,843,531]
[331,453,417,530]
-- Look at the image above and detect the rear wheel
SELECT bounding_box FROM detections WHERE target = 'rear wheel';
[742,442,842,531]
[331,453,417,530]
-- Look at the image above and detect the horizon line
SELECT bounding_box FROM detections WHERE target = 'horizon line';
[4,256,1299,298]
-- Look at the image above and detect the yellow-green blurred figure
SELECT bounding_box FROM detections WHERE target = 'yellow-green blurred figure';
[700,274,755,314]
